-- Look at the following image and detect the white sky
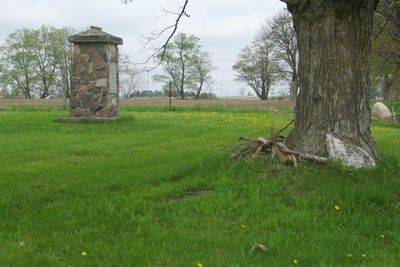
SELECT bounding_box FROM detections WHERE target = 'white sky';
[0,0,287,96]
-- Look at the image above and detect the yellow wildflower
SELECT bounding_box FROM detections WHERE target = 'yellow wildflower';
[81,251,87,256]
[334,205,340,211]
[293,259,298,265]
[197,262,203,267]
[380,233,385,239]
[362,254,367,258]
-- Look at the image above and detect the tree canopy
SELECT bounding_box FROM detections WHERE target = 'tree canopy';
[153,32,215,99]
[261,10,298,109]
[0,26,73,99]
[233,36,280,100]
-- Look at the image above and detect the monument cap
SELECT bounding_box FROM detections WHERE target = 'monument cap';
[68,26,123,45]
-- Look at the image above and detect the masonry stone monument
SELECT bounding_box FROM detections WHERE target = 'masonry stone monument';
[68,26,123,119]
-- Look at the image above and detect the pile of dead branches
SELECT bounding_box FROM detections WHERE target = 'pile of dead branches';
[230,128,328,166]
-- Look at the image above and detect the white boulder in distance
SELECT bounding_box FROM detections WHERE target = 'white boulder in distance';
[371,102,392,120]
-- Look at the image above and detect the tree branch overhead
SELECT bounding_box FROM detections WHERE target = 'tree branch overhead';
[122,0,190,69]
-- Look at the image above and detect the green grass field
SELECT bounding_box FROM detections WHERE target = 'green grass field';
[0,105,399,267]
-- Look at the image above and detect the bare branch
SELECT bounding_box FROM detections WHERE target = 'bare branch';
[158,0,190,62]
[372,6,396,41]
[127,0,190,71]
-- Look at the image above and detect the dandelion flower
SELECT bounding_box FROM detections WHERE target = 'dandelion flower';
[293,259,298,265]
[380,234,385,239]
[334,205,340,211]
[81,251,87,256]
[197,262,203,267]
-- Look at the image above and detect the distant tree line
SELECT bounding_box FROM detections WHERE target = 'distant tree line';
[2,3,399,103]
[0,27,216,101]
[128,90,164,98]
[125,89,217,99]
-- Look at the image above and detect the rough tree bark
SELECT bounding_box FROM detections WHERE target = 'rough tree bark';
[289,71,299,111]
[281,0,380,161]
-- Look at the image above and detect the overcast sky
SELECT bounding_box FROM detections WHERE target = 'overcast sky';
[0,0,286,96]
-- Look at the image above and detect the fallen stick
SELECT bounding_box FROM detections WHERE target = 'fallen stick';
[276,143,329,164]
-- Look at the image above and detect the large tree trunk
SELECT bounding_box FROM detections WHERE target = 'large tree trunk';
[289,72,298,111]
[194,80,203,99]
[282,0,380,160]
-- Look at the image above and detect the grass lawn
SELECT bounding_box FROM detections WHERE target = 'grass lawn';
[0,105,399,267]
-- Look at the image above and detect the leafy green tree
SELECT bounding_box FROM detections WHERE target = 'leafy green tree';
[0,26,73,99]
[190,50,215,99]
[32,26,62,98]
[153,32,214,99]
[233,35,280,100]
[50,27,74,104]
[0,28,38,98]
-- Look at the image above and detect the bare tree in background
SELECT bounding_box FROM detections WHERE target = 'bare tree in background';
[119,54,143,98]
[261,10,298,111]
[233,36,280,100]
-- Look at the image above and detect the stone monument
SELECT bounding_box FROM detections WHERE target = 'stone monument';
[68,26,123,119]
